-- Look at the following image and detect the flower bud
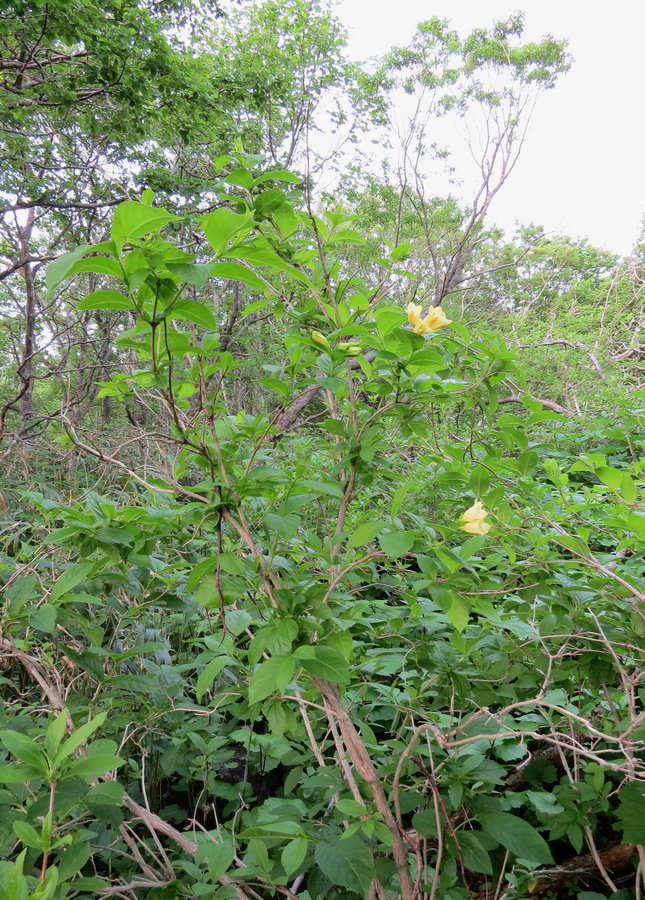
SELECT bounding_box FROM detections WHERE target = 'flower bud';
[337,341,362,356]
[311,330,331,351]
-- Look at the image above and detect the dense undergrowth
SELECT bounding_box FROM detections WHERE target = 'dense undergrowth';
[0,163,643,900]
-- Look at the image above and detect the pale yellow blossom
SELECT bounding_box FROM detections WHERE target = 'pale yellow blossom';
[406,302,452,335]
[461,499,490,535]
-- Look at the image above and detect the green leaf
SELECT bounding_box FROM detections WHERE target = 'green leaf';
[13,820,45,850]
[299,479,345,498]
[335,799,368,816]
[196,656,229,703]
[66,754,124,780]
[51,561,95,603]
[446,593,469,633]
[111,202,178,247]
[469,466,490,495]
[170,299,217,330]
[206,839,235,882]
[616,782,645,843]
[45,709,68,759]
[346,520,386,548]
[166,263,211,288]
[255,169,301,186]
[478,811,553,865]
[86,781,124,805]
[620,474,638,503]
[595,465,622,492]
[0,731,46,771]
[29,603,57,633]
[254,189,286,217]
[201,208,253,256]
[294,646,350,683]
[265,513,300,540]
[517,449,538,475]
[376,307,406,338]
[58,842,92,882]
[248,656,294,704]
[379,531,414,558]
[0,763,45,783]
[46,244,93,290]
[57,256,124,283]
[281,837,307,877]
[210,262,266,291]
[77,290,132,311]
[458,831,493,875]
[53,710,107,766]
[315,835,373,894]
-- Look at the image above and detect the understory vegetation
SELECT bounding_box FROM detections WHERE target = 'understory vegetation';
[0,2,643,899]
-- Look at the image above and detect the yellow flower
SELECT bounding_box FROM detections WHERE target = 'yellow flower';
[406,302,423,326]
[406,302,451,335]
[460,499,491,535]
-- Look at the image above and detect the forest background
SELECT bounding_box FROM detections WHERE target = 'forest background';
[0,1,643,899]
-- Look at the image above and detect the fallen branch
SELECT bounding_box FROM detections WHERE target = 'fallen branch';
[473,842,638,898]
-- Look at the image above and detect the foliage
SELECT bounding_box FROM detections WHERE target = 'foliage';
[0,158,643,900]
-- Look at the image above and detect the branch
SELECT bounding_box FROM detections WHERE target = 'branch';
[498,392,572,417]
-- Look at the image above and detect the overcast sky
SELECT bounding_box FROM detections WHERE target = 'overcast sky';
[334,0,645,257]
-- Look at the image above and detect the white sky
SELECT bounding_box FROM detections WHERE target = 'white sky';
[334,0,645,257]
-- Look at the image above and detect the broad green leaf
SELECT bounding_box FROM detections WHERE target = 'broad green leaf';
[225,168,254,189]
[53,710,107,765]
[294,646,350,683]
[447,593,469,633]
[315,835,373,894]
[13,820,45,850]
[469,466,490,495]
[281,837,307,877]
[255,169,301,186]
[51,561,95,603]
[254,189,286,217]
[29,603,57,633]
[111,201,177,247]
[201,208,253,256]
[335,799,368,816]
[86,781,124,804]
[595,465,622,492]
[458,831,493,875]
[517,449,538,475]
[206,839,235,882]
[248,656,294,704]
[46,244,93,290]
[58,842,92,882]
[478,811,553,865]
[620,473,637,503]
[616,782,645,843]
[66,754,124,780]
[57,256,123,283]
[196,656,229,703]
[299,479,345,498]
[346,520,386,548]
[77,290,132,311]
[379,530,414,558]
[273,204,299,238]
[376,307,406,338]
[0,731,46,771]
[166,262,211,288]
[0,763,46,783]
[170,299,217,330]
[265,513,300,540]
[210,262,266,291]
[45,709,68,758]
